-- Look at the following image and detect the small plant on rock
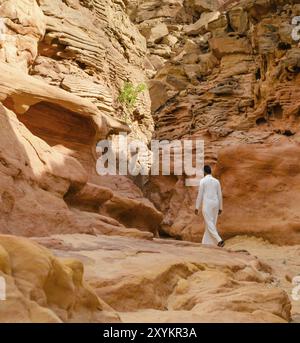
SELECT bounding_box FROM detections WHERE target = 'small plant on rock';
[118,82,147,112]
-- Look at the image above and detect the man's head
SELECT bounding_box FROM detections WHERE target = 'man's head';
[204,165,212,176]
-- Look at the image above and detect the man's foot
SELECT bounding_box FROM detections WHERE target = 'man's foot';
[218,240,225,248]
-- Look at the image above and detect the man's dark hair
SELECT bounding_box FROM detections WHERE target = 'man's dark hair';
[204,165,212,175]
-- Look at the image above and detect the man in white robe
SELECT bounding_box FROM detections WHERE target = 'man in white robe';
[195,165,225,247]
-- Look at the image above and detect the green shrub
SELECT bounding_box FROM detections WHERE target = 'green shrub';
[118,82,147,110]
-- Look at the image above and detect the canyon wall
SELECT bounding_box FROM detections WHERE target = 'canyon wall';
[0,0,299,323]
[0,0,162,238]
[2,0,299,245]
[129,0,300,244]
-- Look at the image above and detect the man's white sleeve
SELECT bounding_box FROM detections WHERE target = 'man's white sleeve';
[195,180,204,210]
[217,181,223,211]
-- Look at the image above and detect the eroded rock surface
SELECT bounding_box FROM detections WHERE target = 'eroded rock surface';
[35,233,292,323]
[0,0,299,324]
[0,234,120,323]
[0,0,162,238]
[130,0,300,244]
[226,235,300,322]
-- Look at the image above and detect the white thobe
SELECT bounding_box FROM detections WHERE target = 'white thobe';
[195,175,223,245]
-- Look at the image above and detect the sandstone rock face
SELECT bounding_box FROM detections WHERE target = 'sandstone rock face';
[0,0,299,324]
[0,235,120,323]
[35,233,292,323]
[215,141,300,245]
[0,102,154,239]
[0,0,46,70]
[0,0,162,238]
[134,0,300,244]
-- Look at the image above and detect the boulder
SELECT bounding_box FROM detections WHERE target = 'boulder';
[0,235,120,323]
[184,11,222,35]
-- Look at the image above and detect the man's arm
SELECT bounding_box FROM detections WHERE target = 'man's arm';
[217,180,223,214]
[195,180,204,214]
